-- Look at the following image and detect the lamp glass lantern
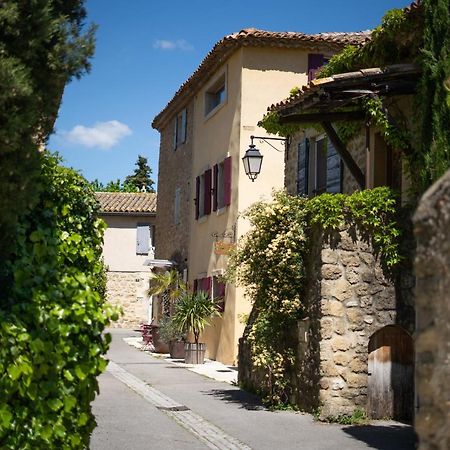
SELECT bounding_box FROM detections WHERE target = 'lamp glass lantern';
[242,144,263,182]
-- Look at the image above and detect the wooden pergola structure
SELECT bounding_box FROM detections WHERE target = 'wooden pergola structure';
[270,63,421,189]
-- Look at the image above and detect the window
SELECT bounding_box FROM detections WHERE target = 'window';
[205,74,226,116]
[314,137,342,195]
[213,156,231,211]
[136,224,155,255]
[174,188,181,225]
[297,137,342,196]
[212,276,226,312]
[195,169,212,219]
[173,108,187,150]
[193,277,212,296]
[193,276,225,311]
[307,54,329,82]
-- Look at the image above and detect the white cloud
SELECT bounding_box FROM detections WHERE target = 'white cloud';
[62,120,132,150]
[153,39,193,51]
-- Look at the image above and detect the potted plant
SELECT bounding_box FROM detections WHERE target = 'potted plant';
[147,270,186,353]
[172,291,221,364]
[157,315,186,359]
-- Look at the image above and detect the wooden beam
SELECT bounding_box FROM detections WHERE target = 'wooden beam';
[279,110,365,124]
[321,121,366,190]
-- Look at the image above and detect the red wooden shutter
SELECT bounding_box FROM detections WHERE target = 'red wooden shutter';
[224,156,232,206]
[204,169,212,215]
[195,176,200,220]
[213,164,219,211]
[308,54,324,82]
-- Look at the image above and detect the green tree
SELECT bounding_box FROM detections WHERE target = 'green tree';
[89,178,138,192]
[0,0,95,266]
[125,155,155,192]
[0,152,116,448]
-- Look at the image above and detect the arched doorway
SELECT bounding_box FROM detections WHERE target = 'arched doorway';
[368,325,414,421]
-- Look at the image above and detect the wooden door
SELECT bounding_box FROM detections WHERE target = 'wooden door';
[368,326,414,421]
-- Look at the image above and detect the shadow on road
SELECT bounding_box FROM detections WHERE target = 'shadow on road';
[343,424,417,450]
[202,388,266,411]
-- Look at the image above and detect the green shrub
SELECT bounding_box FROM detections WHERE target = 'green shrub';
[0,152,117,449]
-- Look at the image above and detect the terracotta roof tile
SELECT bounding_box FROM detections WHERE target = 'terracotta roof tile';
[151,29,370,130]
[95,192,157,214]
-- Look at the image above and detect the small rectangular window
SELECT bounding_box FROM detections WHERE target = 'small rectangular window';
[173,108,187,150]
[196,169,212,219]
[212,276,226,312]
[205,74,226,116]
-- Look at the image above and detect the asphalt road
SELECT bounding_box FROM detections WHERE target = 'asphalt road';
[91,329,416,450]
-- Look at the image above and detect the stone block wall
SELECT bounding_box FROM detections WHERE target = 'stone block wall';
[413,169,450,450]
[106,271,150,328]
[154,101,194,269]
[313,227,397,418]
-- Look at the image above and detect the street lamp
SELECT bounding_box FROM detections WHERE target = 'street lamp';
[242,135,288,182]
[242,143,263,182]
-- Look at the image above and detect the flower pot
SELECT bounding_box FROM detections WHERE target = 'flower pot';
[184,342,206,364]
[152,326,169,353]
[169,340,185,359]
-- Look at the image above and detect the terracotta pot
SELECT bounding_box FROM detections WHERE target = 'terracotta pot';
[169,340,186,359]
[184,342,206,364]
[152,326,169,353]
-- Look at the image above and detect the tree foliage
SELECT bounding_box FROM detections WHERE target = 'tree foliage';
[125,155,155,192]
[90,155,156,192]
[0,0,96,264]
[0,153,117,448]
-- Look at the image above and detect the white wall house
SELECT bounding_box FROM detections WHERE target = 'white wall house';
[96,192,157,328]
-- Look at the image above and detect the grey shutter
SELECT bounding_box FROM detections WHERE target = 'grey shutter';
[297,139,309,195]
[136,224,150,254]
[326,140,342,193]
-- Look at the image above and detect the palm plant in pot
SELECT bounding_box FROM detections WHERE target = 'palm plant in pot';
[157,315,187,359]
[172,291,221,364]
[147,270,186,353]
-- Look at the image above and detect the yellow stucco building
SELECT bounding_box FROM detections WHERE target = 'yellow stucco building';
[152,28,367,364]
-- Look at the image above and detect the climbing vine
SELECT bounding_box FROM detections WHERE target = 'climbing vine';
[261,2,450,195]
[228,188,401,407]
[413,0,450,191]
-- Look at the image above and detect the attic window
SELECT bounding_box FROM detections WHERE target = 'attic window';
[205,74,226,116]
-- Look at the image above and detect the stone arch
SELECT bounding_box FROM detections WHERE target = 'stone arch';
[367,325,414,421]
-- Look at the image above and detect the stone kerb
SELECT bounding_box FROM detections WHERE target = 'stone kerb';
[413,169,450,450]
[317,227,396,418]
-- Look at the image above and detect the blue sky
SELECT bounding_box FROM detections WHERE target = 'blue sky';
[48,0,411,187]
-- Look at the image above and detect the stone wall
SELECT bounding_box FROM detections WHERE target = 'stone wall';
[413,169,450,450]
[313,227,397,418]
[239,225,415,419]
[154,101,194,269]
[106,271,150,328]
